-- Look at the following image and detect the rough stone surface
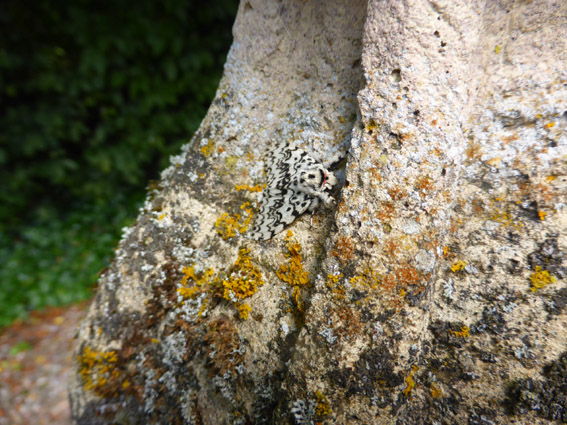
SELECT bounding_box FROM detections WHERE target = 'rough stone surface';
[69,0,567,424]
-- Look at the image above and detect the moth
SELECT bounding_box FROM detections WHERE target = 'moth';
[248,143,344,240]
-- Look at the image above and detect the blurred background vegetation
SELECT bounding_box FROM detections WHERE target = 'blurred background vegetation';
[0,0,238,327]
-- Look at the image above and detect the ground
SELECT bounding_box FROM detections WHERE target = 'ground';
[0,302,88,425]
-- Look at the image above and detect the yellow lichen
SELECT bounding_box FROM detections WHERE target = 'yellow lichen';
[221,247,264,301]
[277,232,310,312]
[78,346,121,397]
[177,265,214,299]
[365,118,378,133]
[403,366,418,397]
[178,248,263,320]
[215,213,240,239]
[237,303,252,320]
[277,232,310,286]
[450,261,467,273]
[529,266,557,292]
[215,247,264,320]
[431,383,443,399]
[538,210,547,221]
[315,391,332,416]
[450,326,470,338]
[215,202,254,240]
[197,298,209,317]
[489,198,523,229]
[326,272,346,300]
[200,139,215,157]
[234,184,265,192]
[349,268,381,290]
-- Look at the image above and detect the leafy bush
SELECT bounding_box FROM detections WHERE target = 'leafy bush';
[0,0,237,327]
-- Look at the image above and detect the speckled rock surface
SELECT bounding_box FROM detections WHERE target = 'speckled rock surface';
[69,1,567,424]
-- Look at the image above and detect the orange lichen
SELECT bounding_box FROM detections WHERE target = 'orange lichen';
[332,305,362,339]
[388,187,407,201]
[416,175,434,194]
[529,266,557,292]
[383,240,400,257]
[465,142,483,161]
[533,183,558,202]
[382,265,426,293]
[538,211,547,221]
[377,201,395,221]
[330,235,355,264]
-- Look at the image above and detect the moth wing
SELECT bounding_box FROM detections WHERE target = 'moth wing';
[265,144,316,189]
[248,188,313,240]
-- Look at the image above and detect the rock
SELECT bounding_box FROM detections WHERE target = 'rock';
[69,0,567,424]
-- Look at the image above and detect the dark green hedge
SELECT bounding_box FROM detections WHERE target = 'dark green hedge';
[0,0,238,326]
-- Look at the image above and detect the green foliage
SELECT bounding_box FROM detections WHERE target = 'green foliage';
[9,341,32,355]
[0,0,237,327]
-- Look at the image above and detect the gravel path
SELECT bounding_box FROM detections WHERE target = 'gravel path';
[0,302,88,425]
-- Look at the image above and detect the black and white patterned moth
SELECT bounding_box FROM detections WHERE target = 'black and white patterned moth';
[248,143,343,240]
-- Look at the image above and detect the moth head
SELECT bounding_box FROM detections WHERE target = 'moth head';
[299,165,332,190]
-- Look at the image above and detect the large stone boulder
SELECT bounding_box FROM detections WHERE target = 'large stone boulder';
[69,0,567,424]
